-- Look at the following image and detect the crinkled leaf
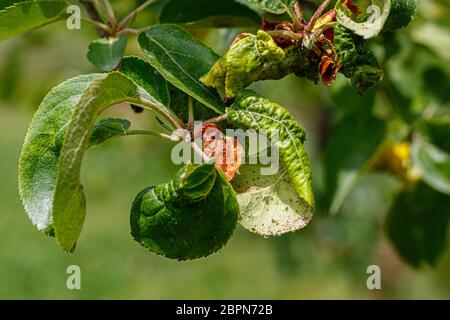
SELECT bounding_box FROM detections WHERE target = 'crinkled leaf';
[138,24,224,114]
[160,0,260,28]
[227,90,314,225]
[334,23,383,93]
[336,0,391,39]
[325,103,386,214]
[246,0,296,14]
[201,31,292,99]
[52,72,151,251]
[130,164,239,260]
[412,137,450,195]
[232,164,312,236]
[87,35,128,71]
[384,0,418,32]
[0,0,68,41]
[386,182,450,267]
[18,74,106,235]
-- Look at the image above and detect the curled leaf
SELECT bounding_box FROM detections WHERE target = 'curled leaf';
[130,164,239,260]
[226,90,314,235]
[201,30,289,99]
[336,0,391,39]
[334,23,383,93]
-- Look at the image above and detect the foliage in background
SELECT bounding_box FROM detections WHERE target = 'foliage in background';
[0,0,448,270]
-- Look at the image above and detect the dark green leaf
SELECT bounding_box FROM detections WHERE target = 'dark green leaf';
[384,0,418,32]
[386,182,450,267]
[138,24,224,114]
[160,0,260,28]
[0,0,68,41]
[130,164,239,260]
[88,118,131,148]
[87,35,128,71]
[120,55,171,108]
[246,0,296,14]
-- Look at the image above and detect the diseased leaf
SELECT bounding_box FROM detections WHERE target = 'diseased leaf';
[120,56,170,108]
[138,24,224,114]
[384,0,418,32]
[201,31,292,99]
[88,118,131,148]
[246,0,296,14]
[18,74,106,235]
[232,164,312,236]
[386,182,450,267]
[130,164,239,260]
[160,0,260,28]
[325,104,386,214]
[87,35,128,71]
[412,137,450,195]
[52,72,150,251]
[226,90,314,226]
[334,24,383,93]
[336,0,391,39]
[0,0,68,41]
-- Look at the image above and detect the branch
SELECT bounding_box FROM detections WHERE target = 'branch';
[80,0,109,37]
[117,0,156,30]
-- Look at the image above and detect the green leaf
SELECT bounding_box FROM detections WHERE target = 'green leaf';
[336,0,391,39]
[88,118,131,148]
[130,164,239,260]
[386,182,450,267]
[232,163,312,236]
[334,24,383,93]
[52,72,150,251]
[227,90,314,217]
[0,0,68,41]
[120,56,171,108]
[87,35,128,71]
[201,31,293,99]
[168,85,218,122]
[138,24,224,114]
[412,137,450,195]
[325,106,386,214]
[416,116,450,153]
[246,0,296,14]
[384,0,418,32]
[18,74,106,236]
[160,0,260,28]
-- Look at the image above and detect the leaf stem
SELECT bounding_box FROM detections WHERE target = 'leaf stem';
[139,98,185,130]
[117,0,156,30]
[267,30,303,42]
[126,130,179,141]
[187,97,194,132]
[191,141,213,164]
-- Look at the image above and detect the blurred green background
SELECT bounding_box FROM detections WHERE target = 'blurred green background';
[0,0,449,299]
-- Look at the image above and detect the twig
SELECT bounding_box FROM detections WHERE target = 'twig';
[293,1,304,29]
[81,17,112,34]
[117,0,156,30]
[267,30,303,42]
[204,114,228,124]
[80,0,109,37]
[187,97,194,132]
[126,130,180,142]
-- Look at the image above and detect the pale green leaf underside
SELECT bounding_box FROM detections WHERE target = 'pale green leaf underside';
[18,74,106,235]
[232,164,312,236]
[0,0,68,41]
[87,35,128,71]
[246,0,296,14]
[138,24,224,115]
[52,72,149,251]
